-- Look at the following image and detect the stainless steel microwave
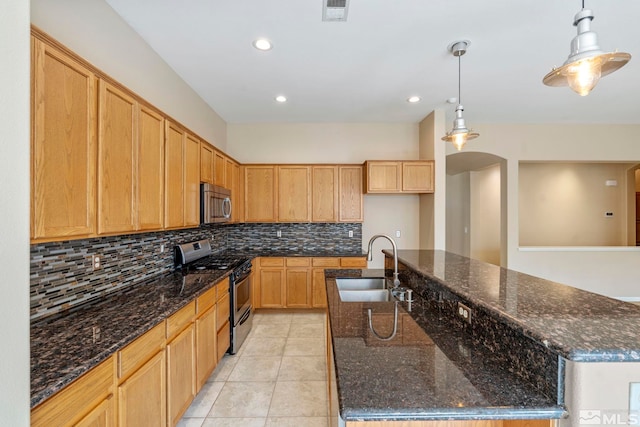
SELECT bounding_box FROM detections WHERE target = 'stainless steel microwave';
[200,183,231,224]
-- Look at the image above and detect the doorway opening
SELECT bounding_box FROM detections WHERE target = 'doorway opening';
[446,152,506,266]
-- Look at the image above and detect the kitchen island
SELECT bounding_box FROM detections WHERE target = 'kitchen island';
[325,250,640,427]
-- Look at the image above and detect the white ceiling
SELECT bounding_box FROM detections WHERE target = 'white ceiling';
[105,0,640,125]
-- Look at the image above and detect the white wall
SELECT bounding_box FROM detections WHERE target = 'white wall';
[458,123,640,298]
[227,122,421,267]
[519,162,632,246]
[446,172,470,257]
[470,164,501,265]
[1,0,30,424]
[562,360,640,427]
[30,0,227,149]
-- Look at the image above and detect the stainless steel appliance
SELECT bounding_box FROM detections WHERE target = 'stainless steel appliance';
[174,239,252,355]
[200,183,231,224]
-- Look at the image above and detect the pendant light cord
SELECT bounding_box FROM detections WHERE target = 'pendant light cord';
[458,54,462,105]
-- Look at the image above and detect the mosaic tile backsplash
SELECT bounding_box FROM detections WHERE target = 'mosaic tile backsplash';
[30,222,362,321]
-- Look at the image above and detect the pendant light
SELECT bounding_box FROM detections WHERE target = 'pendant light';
[543,1,631,96]
[442,40,479,151]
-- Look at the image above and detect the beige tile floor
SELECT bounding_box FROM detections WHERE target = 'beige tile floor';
[178,310,329,427]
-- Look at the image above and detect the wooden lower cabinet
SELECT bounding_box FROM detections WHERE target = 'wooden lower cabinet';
[31,357,115,427]
[216,278,231,361]
[167,325,196,426]
[256,257,367,309]
[118,350,166,427]
[196,287,218,391]
[75,395,114,427]
[166,301,196,426]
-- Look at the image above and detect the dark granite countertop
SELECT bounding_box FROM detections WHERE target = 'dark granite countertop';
[30,269,230,408]
[30,248,365,409]
[325,269,566,421]
[391,250,640,362]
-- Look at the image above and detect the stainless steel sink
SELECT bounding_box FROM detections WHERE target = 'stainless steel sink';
[335,277,386,290]
[338,289,390,302]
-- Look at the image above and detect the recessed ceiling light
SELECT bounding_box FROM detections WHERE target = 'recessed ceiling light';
[253,38,272,51]
[407,96,421,103]
[275,95,287,103]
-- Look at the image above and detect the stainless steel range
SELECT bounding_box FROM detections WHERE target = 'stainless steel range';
[175,239,253,354]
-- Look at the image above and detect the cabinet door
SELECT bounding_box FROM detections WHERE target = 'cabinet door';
[184,133,200,227]
[231,163,243,222]
[75,395,114,427]
[214,150,226,187]
[196,306,217,391]
[118,350,166,427]
[97,81,137,234]
[31,38,97,240]
[137,105,164,230]
[200,143,214,184]
[164,121,184,228]
[312,166,338,222]
[225,158,234,191]
[167,325,196,427]
[259,269,285,307]
[365,161,402,193]
[278,165,311,222]
[402,161,434,193]
[311,268,328,308]
[244,166,277,222]
[338,166,364,222]
[286,269,311,307]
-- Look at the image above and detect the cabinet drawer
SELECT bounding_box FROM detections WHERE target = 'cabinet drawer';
[166,301,195,340]
[216,277,230,301]
[340,257,367,268]
[312,257,340,267]
[197,286,217,315]
[118,321,165,380]
[286,257,310,267]
[216,290,230,330]
[260,257,284,267]
[32,356,114,427]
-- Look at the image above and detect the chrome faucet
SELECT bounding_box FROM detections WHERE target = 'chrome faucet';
[366,234,400,287]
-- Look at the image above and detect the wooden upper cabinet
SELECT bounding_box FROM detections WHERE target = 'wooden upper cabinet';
[338,165,364,222]
[137,105,164,231]
[225,158,234,191]
[402,161,434,192]
[200,143,214,184]
[244,166,277,222]
[31,37,97,241]
[364,160,434,194]
[278,165,311,222]
[97,81,138,234]
[229,161,243,223]
[184,133,200,227]
[164,121,185,228]
[312,166,338,222]
[364,161,402,193]
[213,150,226,187]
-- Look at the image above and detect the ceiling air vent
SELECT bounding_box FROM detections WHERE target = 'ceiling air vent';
[323,0,350,22]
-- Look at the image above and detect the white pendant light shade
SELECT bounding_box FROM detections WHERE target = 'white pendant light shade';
[543,8,631,96]
[442,40,479,151]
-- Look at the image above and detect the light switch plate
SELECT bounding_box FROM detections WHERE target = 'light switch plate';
[630,382,640,425]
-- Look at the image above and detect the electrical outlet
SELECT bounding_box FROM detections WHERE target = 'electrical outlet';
[395,230,401,238]
[457,302,472,324]
[160,244,165,253]
[92,255,101,271]
[348,230,353,238]
[276,230,282,238]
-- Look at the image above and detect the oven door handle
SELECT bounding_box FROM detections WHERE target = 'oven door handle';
[238,307,252,325]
